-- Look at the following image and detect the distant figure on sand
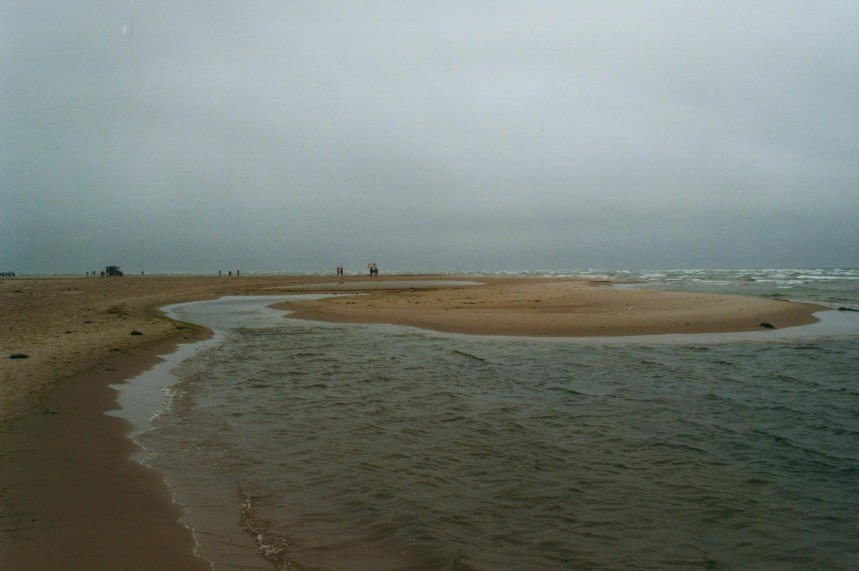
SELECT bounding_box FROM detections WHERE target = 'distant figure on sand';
[336,265,344,276]
[368,263,378,277]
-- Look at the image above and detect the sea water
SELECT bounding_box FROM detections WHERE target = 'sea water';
[117,270,859,570]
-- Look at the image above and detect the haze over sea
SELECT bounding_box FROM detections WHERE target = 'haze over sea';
[115,269,859,570]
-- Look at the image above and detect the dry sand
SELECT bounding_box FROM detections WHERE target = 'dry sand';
[0,274,824,568]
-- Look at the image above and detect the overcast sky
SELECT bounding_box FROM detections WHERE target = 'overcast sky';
[2,2,857,273]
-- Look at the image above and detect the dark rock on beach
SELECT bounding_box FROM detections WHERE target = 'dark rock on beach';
[760,322,775,329]
[9,353,29,359]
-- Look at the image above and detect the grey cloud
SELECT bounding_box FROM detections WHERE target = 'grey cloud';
[2,1,856,273]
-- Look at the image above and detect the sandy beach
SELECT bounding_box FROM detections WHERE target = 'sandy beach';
[0,274,824,568]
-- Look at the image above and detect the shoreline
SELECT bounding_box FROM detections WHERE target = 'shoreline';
[0,332,212,569]
[0,275,828,568]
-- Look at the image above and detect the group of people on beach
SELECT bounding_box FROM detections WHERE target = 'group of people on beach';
[335,264,379,277]
[218,270,241,276]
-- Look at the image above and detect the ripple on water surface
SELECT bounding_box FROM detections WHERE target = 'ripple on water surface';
[138,300,859,570]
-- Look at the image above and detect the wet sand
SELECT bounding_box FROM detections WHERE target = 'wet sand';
[1,335,211,570]
[0,274,824,568]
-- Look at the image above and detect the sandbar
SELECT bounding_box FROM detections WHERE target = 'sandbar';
[276,276,822,337]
